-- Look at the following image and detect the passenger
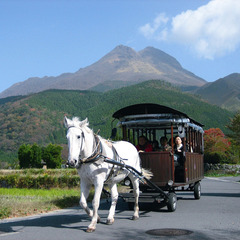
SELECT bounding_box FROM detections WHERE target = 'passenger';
[159,136,172,151]
[174,136,184,166]
[136,136,153,152]
[152,140,160,151]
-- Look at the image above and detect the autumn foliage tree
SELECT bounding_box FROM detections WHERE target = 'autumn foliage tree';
[204,128,231,164]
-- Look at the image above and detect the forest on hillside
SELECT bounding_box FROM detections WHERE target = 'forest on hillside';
[0,80,233,164]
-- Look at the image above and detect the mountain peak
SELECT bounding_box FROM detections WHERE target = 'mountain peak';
[139,46,182,69]
[0,45,207,98]
[195,73,240,112]
[102,45,138,60]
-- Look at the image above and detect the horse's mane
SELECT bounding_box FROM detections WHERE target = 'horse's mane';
[71,117,92,134]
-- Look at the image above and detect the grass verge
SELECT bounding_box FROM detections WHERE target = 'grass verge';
[205,170,240,178]
[0,187,94,219]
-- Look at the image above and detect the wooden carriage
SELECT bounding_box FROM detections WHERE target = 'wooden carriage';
[112,103,204,210]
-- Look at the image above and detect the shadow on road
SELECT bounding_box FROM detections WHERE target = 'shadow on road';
[0,199,153,234]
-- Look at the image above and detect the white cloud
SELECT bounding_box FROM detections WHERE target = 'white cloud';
[139,13,169,40]
[139,0,240,59]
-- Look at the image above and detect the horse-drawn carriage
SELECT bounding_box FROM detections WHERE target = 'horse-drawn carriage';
[112,103,204,212]
[64,103,204,232]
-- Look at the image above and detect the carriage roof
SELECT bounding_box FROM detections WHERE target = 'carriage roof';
[112,103,204,132]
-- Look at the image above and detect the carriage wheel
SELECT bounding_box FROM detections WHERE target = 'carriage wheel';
[166,192,177,212]
[194,182,201,199]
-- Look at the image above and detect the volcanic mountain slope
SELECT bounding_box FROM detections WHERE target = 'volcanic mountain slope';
[194,73,240,112]
[0,45,206,98]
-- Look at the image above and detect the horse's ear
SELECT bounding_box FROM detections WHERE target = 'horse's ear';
[64,116,71,128]
[80,118,89,127]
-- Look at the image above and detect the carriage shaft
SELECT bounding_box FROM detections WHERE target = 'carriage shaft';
[103,157,168,200]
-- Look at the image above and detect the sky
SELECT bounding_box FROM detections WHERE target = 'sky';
[1,0,240,94]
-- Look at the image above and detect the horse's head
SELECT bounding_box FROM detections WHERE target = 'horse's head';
[64,116,89,167]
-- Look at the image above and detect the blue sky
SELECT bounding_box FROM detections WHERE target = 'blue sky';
[1,0,240,94]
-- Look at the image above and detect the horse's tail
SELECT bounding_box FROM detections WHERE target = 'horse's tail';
[141,168,153,180]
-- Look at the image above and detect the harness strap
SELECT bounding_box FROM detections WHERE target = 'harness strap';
[104,145,126,183]
[104,146,118,183]
[79,134,102,164]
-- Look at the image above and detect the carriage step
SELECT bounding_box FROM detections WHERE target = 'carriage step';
[120,192,165,203]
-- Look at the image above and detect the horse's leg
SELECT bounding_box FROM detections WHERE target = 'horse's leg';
[79,181,93,218]
[128,173,140,220]
[106,183,118,225]
[86,180,104,233]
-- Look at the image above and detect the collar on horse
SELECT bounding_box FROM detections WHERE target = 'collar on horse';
[79,134,103,165]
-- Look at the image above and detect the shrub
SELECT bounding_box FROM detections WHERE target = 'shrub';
[42,144,63,169]
[204,152,227,164]
[0,207,11,219]
[0,169,80,189]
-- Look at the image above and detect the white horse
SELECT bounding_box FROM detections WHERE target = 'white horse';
[64,116,150,233]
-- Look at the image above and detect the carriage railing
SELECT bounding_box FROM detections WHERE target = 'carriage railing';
[140,152,173,186]
[184,152,204,183]
[140,151,204,187]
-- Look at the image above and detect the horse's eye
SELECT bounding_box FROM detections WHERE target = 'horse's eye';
[77,135,81,139]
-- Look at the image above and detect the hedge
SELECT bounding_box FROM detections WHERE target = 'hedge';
[0,169,80,189]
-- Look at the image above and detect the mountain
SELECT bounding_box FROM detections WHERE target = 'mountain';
[0,80,233,165]
[194,73,240,112]
[0,45,206,98]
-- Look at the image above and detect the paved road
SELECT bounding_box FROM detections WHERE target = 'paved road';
[0,177,240,240]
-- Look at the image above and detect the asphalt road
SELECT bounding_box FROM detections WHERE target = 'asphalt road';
[0,177,240,240]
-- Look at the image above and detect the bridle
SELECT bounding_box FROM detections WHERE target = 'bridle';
[67,126,103,167]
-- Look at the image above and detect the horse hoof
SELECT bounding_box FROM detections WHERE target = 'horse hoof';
[132,216,139,221]
[86,227,95,233]
[106,219,114,225]
[97,216,101,223]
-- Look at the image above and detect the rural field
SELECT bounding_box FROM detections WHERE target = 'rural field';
[0,169,86,219]
[0,187,81,219]
[0,168,131,219]
[0,168,239,220]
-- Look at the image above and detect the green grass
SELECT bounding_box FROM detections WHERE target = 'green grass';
[205,170,240,178]
[0,187,94,219]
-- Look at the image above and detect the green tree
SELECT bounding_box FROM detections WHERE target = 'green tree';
[18,143,42,168]
[226,112,240,163]
[42,144,63,169]
[226,112,240,146]
[18,144,32,168]
[31,143,42,168]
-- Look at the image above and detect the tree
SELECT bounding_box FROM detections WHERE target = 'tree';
[18,143,42,168]
[226,112,240,146]
[31,143,42,168]
[18,144,32,168]
[204,128,231,153]
[204,128,231,164]
[226,113,240,163]
[42,144,63,169]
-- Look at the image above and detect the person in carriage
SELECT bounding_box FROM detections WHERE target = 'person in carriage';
[159,136,172,151]
[174,136,185,166]
[136,136,153,152]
